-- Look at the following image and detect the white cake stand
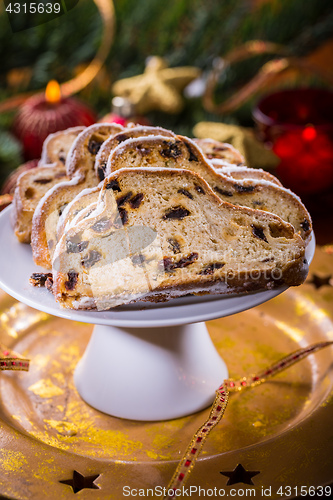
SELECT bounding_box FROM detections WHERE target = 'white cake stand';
[0,206,315,421]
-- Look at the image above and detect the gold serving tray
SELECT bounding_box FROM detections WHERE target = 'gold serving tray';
[0,246,332,499]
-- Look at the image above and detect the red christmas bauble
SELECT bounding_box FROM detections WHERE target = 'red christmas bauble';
[13,84,96,160]
[1,159,39,195]
[99,112,150,127]
[99,112,128,127]
[273,127,333,194]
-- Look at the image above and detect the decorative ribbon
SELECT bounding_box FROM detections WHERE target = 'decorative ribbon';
[164,340,333,499]
[203,40,333,115]
[60,0,115,97]
[0,0,115,113]
[0,342,30,371]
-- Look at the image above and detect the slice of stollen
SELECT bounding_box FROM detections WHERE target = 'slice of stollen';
[39,126,85,167]
[194,138,282,185]
[57,185,101,239]
[52,168,307,310]
[106,135,312,241]
[210,159,282,186]
[193,138,245,165]
[66,123,124,181]
[31,124,124,269]
[94,125,176,181]
[57,168,281,243]
[13,166,69,243]
[13,126,85,244]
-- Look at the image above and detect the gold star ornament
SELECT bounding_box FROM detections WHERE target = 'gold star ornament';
[112,56,201,114]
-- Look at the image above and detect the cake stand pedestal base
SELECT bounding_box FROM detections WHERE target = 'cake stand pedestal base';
[74,321,228,421]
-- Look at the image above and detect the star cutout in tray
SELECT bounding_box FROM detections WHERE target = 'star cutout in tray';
[307,273,333,289]
[220,463,260,485]
[59,470,100,493]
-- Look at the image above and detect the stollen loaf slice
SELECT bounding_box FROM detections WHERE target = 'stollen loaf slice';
[31,123,123,269]
[13,126,85,243]
[13,166,68,243]
[95,125,176,181]
[57,185,101,239]
[210,159,282,186]
[66,123,124,181]
[52,168,307,310]
[192,137,282,185]
[193,138,245,165]
[106,135,312,241]
[39,126,85,167]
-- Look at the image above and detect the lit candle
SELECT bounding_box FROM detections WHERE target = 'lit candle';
[13,81,97,160]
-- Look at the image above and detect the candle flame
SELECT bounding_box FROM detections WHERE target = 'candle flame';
[45,80,61,104]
